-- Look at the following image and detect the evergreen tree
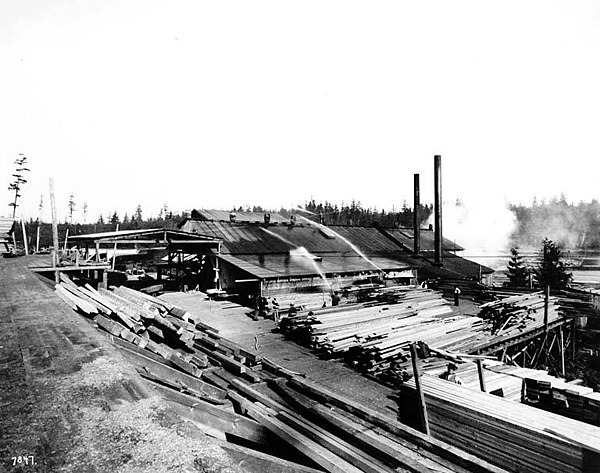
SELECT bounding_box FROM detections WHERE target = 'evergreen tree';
[506,247,529,287]
[98,214,104,224]
[134,205,143,222]
[110,211,120,224]
[534,238,572,289]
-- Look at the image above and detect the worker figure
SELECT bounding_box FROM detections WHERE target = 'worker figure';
[272,298,280,322]
[439,363,462,385]
[288,303,298,317]
[331,291,340,306]
[454,286,461,306]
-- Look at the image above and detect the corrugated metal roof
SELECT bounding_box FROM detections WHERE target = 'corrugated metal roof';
[385,228,465,252]
[218,253,412,280]
[181,220,492,280]
[0,218,16,237]
[69,228,218,242]
[191,209,290,224]
[181,220,407,256]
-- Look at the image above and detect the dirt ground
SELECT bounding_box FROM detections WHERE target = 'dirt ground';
[0,256,248,473]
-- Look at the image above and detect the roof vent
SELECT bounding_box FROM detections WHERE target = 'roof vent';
[229,212,236,223]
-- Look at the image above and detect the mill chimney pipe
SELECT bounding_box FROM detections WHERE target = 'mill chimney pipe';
[413,173,420,255]
[434,155,443,266]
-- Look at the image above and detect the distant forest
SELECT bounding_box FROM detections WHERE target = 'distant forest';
[12,196,600,251]
[509,197,600,250]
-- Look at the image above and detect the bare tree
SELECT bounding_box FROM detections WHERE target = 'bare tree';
[8,154,30,218]
[83,202,88,223]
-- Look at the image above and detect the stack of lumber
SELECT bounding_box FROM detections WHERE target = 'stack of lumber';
[420,359,524,401]
[399,374,600,473]
[55,279,508,473]
[554,288,597,319]
[230,370,507,473]
[478,292,561,336]
[54,275,263,386]
[274,292,334,312]
[514,370,600,427]
[281,287,488,374]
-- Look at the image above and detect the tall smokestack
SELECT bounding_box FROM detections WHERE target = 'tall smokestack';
[434,155,443,266]
[413,173,420,255]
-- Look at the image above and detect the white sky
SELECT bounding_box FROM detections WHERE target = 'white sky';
[2,0,600,223]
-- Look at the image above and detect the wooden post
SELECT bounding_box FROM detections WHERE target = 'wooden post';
[559,325,565,378]
[95,241,100,263]
[111,224,119,270]
[476,359,486,392]
[571,317,576,360]
[410,342,430,435]
[36,224,40,253]
[20,219,29,255]
[544,285,550,334]
[49,178,60,284]
[63,227,69,251]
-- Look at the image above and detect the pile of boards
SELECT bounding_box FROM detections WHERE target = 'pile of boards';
[477,292,561,336]
[519,371,600,426]
[54,277,507,473]
[398,374,600,473]
[281,286,486,375]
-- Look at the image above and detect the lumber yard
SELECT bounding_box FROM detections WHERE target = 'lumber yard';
[1,156,600,473]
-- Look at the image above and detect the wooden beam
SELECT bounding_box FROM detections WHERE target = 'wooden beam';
[242,402,365,473]
[476,359,486,393]
[21,218,28,255]
[559,326,565,378]
[410,342,430,435]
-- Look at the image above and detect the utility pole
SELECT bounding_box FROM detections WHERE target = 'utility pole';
[49,178,60,283]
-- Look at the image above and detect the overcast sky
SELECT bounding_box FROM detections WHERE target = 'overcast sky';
[2,1,600,223]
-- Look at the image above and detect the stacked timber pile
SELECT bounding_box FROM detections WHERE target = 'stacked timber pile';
[55,277,507,473]
[555,288,597,320]
[399,374,600,473]
[55,274,262,384]
[281,286,486,375]
[421,359,524,401]
[510,368,600,427]
[477,292,561,336]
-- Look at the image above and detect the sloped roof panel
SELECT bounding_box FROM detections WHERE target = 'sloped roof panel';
[218,253,412,280]
[192,209,289,224]
[386,228,465,252]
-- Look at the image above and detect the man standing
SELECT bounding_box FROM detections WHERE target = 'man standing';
[454,286,461,306]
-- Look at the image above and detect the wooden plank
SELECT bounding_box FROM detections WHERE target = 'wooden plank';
[242,402,365,473]
[195,344,247,375]
[148,384,271,446]
[116,342,226,400]
[277,410,397,473]
[219,442,323,473]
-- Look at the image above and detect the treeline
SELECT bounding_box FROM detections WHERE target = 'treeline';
[301,199,433,228]
[16,212,187,251]
[509,196,600,250]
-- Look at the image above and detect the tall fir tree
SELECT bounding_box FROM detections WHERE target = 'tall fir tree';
[506,247,529,287]
[534,238,572,289]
